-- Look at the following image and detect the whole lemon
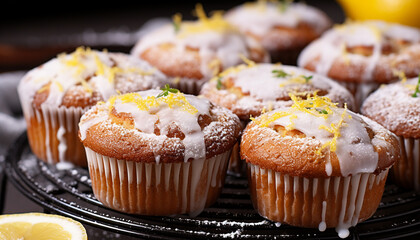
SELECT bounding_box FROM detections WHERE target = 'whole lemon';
[337,0,420,28]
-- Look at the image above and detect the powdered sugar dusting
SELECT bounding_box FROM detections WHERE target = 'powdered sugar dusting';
[200,64,355,120]
[361,77,420,138]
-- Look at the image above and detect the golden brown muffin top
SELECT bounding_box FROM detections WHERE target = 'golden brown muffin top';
[131,4,269,83]
[79,88,242,163]
[225,1,332,51]
[200,62,355,121]
[362,75,420,138]
[298,20,420,84]
[241,94,399,178]
[18,47,166,113]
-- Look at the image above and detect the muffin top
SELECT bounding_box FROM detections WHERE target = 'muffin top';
[131,4,269,82]
[298,20,420,83]
[18,47,165,114]
[79,88,242,163]
[200,63,355,121]
[225,1,332,51]
[361,75,420,138]
[241,94,399,177]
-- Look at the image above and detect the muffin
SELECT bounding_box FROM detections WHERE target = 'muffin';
[298,20,420,109]
[18,47,166,167]
[362,76,420,191]
[200,62,355,173]
[131,4,269,95]
[241,94,400,238]
[225,0,332,65]
[78,89,242,216]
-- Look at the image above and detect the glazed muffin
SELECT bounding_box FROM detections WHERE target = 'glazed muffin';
[362,76,420,191]
[225,0,332,65]
[241,94,400,238]
[18,47,166,167]
[131,4,269,95]
[78,89,241,216]
[200,62,355,173]
[200,63,355,121]
[298,20,420,109]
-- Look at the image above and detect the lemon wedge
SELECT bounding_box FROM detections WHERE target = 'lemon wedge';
[0,213,87,240]
[337,0,420,28]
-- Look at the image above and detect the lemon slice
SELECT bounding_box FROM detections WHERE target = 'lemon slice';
[0,213,87,240]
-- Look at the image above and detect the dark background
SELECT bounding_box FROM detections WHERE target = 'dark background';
[0,0,345,72]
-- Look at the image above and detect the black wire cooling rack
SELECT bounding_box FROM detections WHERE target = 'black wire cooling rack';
[5,132,420,239]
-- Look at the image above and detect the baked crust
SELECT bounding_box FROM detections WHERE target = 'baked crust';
[361,78,420,138]
[298,21,420,84]
[240,114,400,178]
[199,64,356,121]
[80,102,242,163]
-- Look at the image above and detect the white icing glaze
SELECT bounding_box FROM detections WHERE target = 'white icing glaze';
[225,2,331,36]
[200,63,356,118]
[18,48,165,113]
[131,19,264,81]
[298,20,420,82]
[267,107,378,176]
[79,90,212,162]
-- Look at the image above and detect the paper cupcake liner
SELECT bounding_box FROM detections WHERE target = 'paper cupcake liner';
[338,82,380,112]
[247,163,388,238]
[24,104,89,166]
[85,147,231,216]
[391,136,420,191]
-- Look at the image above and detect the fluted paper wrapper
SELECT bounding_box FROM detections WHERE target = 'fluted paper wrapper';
[391,136,420,191]
[24,104,88,166]
[247,163,389,238]
[86,147,231,216]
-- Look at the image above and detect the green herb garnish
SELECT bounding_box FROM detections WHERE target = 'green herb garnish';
[172,13,182,33]
[272,69,290,78]
[216,77,223,90]
[318,109,329,114]
[157,84,179,98]
[412,74,420,97]
[301,75,313,83]
[278,0,294,12]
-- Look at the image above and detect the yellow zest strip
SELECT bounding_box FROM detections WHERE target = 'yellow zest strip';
[239,54,256,67]
[178,4,235,37]
[289,93,336,119]
[316,104,348,155]
[208,58,222,76]
[392,69,407,83]
[108,92,198,115]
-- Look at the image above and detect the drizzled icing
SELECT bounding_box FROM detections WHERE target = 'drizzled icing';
[18,47,165,115]
[253,94,378,176]
[298,20,420,82]
[200,63,355,119]
[131,5,266,81]
[80,90,211,162]
[225,1,331,36]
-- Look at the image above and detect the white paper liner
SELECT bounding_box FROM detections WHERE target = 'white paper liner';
[247,163,389,239]
[392,136,420,191]
[24,104,89,166]
[338,81,380,112]
[85,147,231,216]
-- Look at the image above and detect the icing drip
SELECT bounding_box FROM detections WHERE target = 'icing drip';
[254,95,378,176]
[298,20,420,82]
[83,90,211,162]
[131,5,260,81]
[18,47,163,114]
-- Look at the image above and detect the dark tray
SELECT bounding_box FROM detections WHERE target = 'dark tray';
[5,132,420,239]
